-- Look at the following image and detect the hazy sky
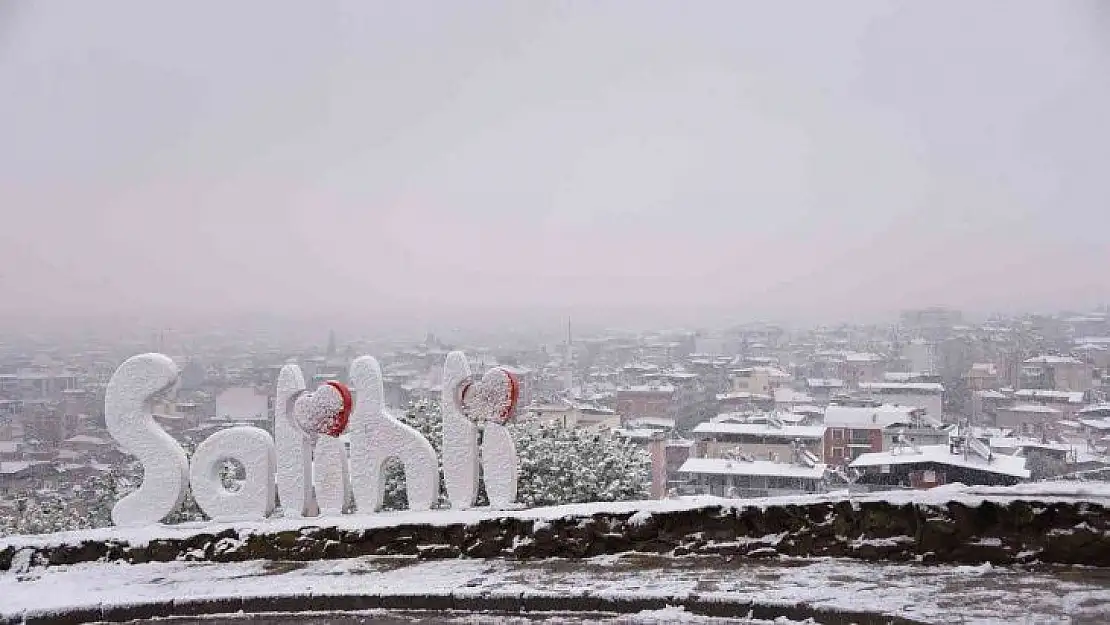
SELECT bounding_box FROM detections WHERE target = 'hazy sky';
[1,1,1108,330]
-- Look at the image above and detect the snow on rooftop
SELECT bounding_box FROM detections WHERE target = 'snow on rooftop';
[731,366,791,379]
[859,382,944,393]
[0,461,33,475]
[626,416,676,430]
[1079,417,1110,431]
[849,444,1030,479]
[987,437,1070,452]
[970,363,998,374]
[881,372,936,382]
[1005,404,1062,414]
[976,390,1009,400]
[678,457,826,480]
[619,384,676,394]
[716,392,773,402]
[1013,389,1085,404]
[805,378,845,388]
[63,434,109,445]
[773,388,813,404]
[692,422,826,439]
[1023,355,1084,365]
[823,404,920,428]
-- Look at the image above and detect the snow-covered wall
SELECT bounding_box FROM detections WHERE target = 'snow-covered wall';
[4,485,1110,570]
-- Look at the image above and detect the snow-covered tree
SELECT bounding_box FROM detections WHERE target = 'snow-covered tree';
[381,400,651,510]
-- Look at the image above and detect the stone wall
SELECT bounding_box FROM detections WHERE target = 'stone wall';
[3,497,1109,571]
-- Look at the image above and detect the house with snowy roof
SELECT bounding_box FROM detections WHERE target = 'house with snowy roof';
[677,455,826,498]
[527,401,620,431]
[1022,355,1093,393]
[849,438,1029,488]
[773,387,814,412]
[857,381,944,419]
[715,391,775,412]
[822,404,942,466]
[1010,388,1088,418]
[838,352,885,386]
[691,415,826,463]
[994,403,1061,436]
[615,384,675,420]
[728,366,791,396]
[804,378,845,403]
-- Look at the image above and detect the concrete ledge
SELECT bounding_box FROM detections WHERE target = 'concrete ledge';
[2,591,934,624]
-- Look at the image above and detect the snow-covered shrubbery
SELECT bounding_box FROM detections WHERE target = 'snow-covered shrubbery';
[381,399,651,510]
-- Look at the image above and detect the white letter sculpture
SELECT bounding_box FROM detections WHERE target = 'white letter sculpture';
[105,351,528,526]
[446,352,521,509]
[105,353,190,526]
[441,351,479,509]
[189,427,277,522]
[348,355,439,512]
[275,364,317,517]
[275,367,354,517]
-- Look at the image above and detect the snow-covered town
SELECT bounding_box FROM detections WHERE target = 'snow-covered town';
[8,308,1110,528]
[4,308,1110,622]
[4,1,1110,623]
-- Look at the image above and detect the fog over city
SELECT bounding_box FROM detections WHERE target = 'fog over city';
[2,1,1108,334]
[7,3,1110,623]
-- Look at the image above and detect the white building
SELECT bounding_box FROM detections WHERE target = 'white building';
[857,382,944,419]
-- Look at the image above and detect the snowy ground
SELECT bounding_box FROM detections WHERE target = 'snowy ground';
[2,553,1109,624]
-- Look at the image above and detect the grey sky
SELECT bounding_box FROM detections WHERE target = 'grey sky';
[1,1,1107,330]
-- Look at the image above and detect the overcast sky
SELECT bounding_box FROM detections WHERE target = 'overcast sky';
[1,1,1108,331]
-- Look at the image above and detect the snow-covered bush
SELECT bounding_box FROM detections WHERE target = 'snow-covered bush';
[380,400,651,510]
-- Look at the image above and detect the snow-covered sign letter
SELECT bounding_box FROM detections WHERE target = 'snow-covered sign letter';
[348,355,439,512]
[105,353,190,526]
[441,351,479,509]
[189,426,277,522]
[274,364,317,517]
[274,366,354,517]
[445,353,521,509]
